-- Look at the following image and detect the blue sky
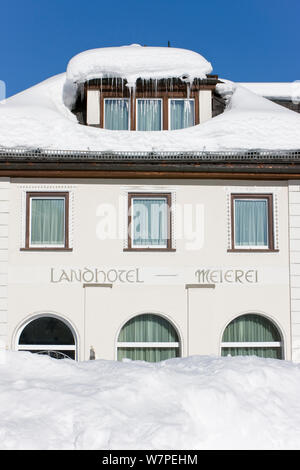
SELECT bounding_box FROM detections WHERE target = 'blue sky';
[1,0,299,97]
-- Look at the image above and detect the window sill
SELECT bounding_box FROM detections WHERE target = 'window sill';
[227,249,279,253]
[20,247,73,252]
[123,248,176,252]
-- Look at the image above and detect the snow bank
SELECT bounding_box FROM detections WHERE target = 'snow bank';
[1,351,300,450]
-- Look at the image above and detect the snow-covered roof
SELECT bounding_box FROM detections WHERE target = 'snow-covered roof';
[64,44,213,108]
[0,45,300,153]
[67,44,212,85]
[238,82,300,101]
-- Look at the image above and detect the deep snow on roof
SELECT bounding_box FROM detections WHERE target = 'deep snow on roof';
[239,82,300,101]
[0,46,300,153]
[67,44,213,86]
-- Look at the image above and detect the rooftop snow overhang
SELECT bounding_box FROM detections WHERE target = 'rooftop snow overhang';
[65,45,214,107]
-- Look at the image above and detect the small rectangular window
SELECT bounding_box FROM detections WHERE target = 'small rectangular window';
[25,192,69,249]
[169,99,195,130]
[104,98,130,130]
[128,193,172,250]
[231,194,274,250]
[136,99,162,131]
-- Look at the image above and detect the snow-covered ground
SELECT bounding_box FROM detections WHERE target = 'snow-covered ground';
[1,351,300,450]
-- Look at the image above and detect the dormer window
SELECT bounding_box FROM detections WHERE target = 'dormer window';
[84,76,218,131]
[169,99,195,130]
[136,99,162,131]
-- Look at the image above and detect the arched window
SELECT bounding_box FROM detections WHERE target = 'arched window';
[18,316,76,360]
[117,314,180,362]
[221,314,283,359]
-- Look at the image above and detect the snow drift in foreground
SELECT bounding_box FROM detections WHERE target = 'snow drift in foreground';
[1,352,300,450]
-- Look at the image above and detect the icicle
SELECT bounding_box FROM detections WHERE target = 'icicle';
[154,78,158,97]
[187,82,190,100]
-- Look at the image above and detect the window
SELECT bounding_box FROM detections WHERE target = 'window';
[104,98,130,130]
[221,314,283,359]
[136,99,162,131]
[25,192,69,250]
[18,316,76,360]
[231,194,274,250]
[127,193,172,250]
[117,314,180,362]
[169,99,195,130]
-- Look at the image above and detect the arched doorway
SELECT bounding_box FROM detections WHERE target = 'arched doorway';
[117,313,180,362]
[221,313,283,359]
[18,315,77,360]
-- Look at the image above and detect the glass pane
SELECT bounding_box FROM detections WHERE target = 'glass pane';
[235,199,268,247]
[104,99,129,130]
[137,99,162,131]
[221,347,282,359]
[19,317,75,345]
[132,198,168,246]
[170,100,195,130]
[118,347,179,362]
[25,350,75,360]
[31,198,65,245]
[222,314,281,343]
[118,314,179,343]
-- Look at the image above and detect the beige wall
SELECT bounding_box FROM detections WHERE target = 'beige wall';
[7,178,291,360]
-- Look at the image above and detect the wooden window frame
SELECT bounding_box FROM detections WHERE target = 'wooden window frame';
[22,192,71,252]
[87,85,200,130]
[125,192,174,252]
[229,193,277,253]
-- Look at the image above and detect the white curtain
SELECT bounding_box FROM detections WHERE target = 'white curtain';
[31,198,65,245]
[137,99,162,131]
[105,99,129,130]
[170,99,194,130]
[132,198,167,246]
[235,199,268,246]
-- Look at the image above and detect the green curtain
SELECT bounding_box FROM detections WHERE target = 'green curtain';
[222,314,282,359]
[132,198,168,246]
[118,314,179,342]
[170,99,194,130]
[104,99,129,130]
[118,347,179,362]
[235,199,268,246]
[221,347,281,359]
[31,198,65,245]
[118,314,179,362]
[222,314,281,342]
[137,99,162,131]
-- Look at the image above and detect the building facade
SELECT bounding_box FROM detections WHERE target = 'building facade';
[1,45,300,362]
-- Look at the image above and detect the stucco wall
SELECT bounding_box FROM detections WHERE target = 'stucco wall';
[7,178,291,360]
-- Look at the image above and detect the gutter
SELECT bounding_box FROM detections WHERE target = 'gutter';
[1,148,300,179]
